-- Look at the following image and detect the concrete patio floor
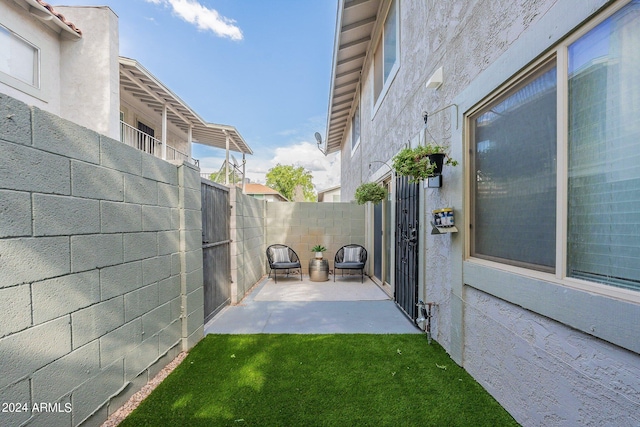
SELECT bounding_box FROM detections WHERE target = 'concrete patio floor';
[204,275,422,334]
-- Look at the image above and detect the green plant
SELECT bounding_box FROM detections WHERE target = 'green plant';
[392,144,458,183]
[354,182,388,205]
[311,245,327,252]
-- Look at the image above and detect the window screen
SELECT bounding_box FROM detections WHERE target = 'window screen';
[567,1,640,291]
[472,61,557,270]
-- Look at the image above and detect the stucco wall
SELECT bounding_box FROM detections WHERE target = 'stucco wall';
[265,202,366,273]
[338,0,640,425]
[230,189,266,302]
[0,94,204,426]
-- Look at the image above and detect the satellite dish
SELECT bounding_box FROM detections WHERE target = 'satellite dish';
[230,154,239,167]
[314,132,322,145]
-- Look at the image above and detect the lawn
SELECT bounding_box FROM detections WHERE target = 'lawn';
[120,334,519,426]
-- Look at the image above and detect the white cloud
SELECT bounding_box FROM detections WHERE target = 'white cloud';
[146,0,243,41]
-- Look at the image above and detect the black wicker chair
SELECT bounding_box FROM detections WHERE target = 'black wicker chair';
[266,244,302,283]
[334,244,367,282]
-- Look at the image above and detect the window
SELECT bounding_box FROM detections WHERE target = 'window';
[0,25,40,88]
[373,0,399,107]
[351,104,360,151]
[470,0,640,292]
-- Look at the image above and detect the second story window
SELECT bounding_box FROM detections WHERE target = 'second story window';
[0,25,40,88]
[373,0,399,109]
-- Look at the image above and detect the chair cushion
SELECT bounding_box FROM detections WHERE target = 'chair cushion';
[272,262,300,269]
[270,247,290,263]
[344,247,361,262]
[335,262,364,269]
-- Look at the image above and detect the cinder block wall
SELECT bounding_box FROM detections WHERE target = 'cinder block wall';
[230,189,266,302]
[0,94,203,426]
[265,202,365,274]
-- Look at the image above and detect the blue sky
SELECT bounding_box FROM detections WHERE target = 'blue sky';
[56,0,340,190]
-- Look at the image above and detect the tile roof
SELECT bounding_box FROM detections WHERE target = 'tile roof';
[29,0,83,36]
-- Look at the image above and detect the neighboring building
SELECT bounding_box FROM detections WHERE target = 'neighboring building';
[0,0,251,165]
[317,185,341,202]
[244,183,289,202]
[325,0,640,425]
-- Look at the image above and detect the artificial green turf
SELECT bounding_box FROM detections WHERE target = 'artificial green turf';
[120,335,519,426]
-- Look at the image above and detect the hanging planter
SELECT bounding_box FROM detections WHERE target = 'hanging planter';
[354,182,388,205]
[392,144,458,183]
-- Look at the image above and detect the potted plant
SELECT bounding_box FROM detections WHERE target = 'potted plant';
[354,182,388,205]
[311,245,327,259]
[392,143,458,183]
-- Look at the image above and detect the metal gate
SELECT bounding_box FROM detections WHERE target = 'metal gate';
[395,176,419,320]
[201,179,231,324]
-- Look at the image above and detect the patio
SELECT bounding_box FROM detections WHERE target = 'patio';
[204,275,421,334]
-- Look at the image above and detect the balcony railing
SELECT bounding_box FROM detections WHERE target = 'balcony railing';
[120,121,199,167]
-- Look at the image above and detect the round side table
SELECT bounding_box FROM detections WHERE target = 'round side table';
[308,259,329,282]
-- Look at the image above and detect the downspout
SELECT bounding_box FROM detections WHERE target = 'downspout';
[224,130,230,186]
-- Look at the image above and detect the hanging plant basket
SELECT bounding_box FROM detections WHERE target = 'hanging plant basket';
[392,144,458,183]
[354,182,388,205]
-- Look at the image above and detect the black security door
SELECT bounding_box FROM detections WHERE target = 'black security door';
[395,176,419,320]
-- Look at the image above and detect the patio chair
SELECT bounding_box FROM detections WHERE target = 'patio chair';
[334,244,367,283]
[266,244,302,283]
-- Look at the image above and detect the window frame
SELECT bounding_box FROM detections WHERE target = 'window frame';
[466,0,640,304]
[351,102,361,154]
[371,0,400,116]
[0,23,41,91]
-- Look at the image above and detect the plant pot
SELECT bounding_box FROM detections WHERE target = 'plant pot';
[315,252,323,259]
[427,153,445,176]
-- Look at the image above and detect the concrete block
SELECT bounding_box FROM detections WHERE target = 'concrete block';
[183,208,202,230]
[99,319,143,368]
[101,201,142,233]
[171,253,181,276]
[182,229,202,252]
[71,359,124,425]
[71,296,124,349]
[171,207,180,229]
[32,107,100,164]
[32,270,100,324]
[180,164,201,190]
[158,230,180,256]
[123,232,157,262]
[158,275,180,305]
[186,287,204,314]
[100,262,142,300]
[186,267,204,294]
[32,340,100,403]
[0,190,31,238]
[124,174,158,205]
[148,342,180,379]
[186,295,204,335]
[125,283,159,322]
[0,94,31,146]
[71,234,123,272]
[183,188,201,210]
[170,296,181,321]
[142,156,178,185]
[159,320,181,354]
[33,194,100,236]
[71,161,123,201]
[125,336,158,379]
[142,303,171,337]
[142,205,172,231]
[100,135,142,175]
[0,284,31,337]
[74,400,108,427]
[142,255,171,285]
[0,237,70,288]
[0,140,70,195]
[0,379,31,426]
[185,248,203,274]
[28,396,72,427]
[158,182,179,207]
[185,324,204,351]
[0,317,72,390]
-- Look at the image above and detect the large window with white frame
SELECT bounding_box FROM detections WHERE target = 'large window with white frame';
[470,0,640,293]
[372,0,399,110]
[0,24,40,88]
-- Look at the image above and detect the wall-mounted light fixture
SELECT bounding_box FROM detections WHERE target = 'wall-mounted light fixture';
[425,67,443,90]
